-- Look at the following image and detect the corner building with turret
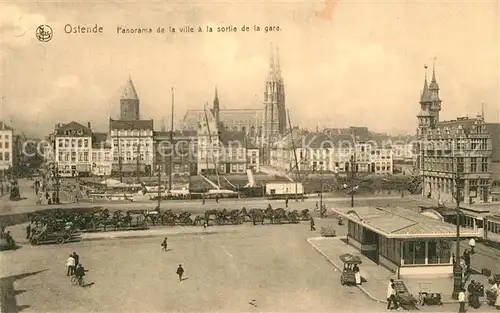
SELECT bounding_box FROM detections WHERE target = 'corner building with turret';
[416,64,500,204]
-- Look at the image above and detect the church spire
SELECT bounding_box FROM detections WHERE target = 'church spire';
[429,58,439,91]
[267,42,276,81]
[420,65,432,103]
[275,45,283,82]
[213,86,219,110]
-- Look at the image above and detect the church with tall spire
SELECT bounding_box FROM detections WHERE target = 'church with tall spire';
[181,44,287,155]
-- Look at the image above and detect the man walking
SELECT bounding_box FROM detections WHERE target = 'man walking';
[469,237,476,254]
[66,254,75,276]
[176,264,184,281]
[161,237,168,251]
[310,216,316,231]
[72,252,80,266]
[26,224,31,240]
[458,287,466,313]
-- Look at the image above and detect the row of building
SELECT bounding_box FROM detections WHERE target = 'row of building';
[0,122,13,179]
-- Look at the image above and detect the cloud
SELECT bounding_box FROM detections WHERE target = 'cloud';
[0,4,47,48]
[53,75,80,89]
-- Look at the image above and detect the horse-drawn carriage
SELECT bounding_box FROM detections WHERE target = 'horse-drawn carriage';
[339,253,362,286]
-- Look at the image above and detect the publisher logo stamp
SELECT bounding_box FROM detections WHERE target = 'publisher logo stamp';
[36,25,53,42]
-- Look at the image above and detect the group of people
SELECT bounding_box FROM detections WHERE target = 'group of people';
[160,238,186,282]
[66,252,86,286]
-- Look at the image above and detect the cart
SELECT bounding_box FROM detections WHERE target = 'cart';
[339,253,362,286]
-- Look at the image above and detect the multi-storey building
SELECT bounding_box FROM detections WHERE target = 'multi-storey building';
[218,131,260,174]
[109,119,154,177]
[0,121,13,179]
[271,132,393,174]
[416,65,499,203]
[153,130,198,177]
[54,122,93,177]
[91,132,112,176]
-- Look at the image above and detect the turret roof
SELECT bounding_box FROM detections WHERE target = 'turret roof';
[121,76,139,100]
[420,76,432,103]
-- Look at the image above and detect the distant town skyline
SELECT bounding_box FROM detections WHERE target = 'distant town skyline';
[1,1,499,138]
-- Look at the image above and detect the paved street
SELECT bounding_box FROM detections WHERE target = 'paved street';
[2,192,423,216]
[2,222,377,313]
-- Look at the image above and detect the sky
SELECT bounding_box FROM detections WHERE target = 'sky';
[1,0,499,138]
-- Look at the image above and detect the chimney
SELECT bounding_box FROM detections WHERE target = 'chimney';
[88,122,91,129]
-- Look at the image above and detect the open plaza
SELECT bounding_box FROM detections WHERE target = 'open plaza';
[2,187,500,313]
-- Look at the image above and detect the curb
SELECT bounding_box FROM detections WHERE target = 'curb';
[81,230,223,241]
[307,237,388,304]
[307,238,482,305]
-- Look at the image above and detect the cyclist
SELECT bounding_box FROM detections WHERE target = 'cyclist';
[74,264,86,286]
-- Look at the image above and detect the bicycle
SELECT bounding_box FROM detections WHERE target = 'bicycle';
[70,274,85,287]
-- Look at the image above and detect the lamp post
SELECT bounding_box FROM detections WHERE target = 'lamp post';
[156,164,161,210]
[451,152,463,299]
[350,154,356,208]
[319,166,323,216]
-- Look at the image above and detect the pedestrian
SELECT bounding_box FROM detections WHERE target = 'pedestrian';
[203,220,207,229]
[458,287,466,312]
[66,254,75,276]
[26,224,31,240]
[72,252,79,266]
[285,197,289,208]
[215,195,219,203]
[310,216,316,231]
[463,250,471,274]
[469,238,476,254]
[176,264,184,281]
[387,280,397,310]
[161,237,168,251]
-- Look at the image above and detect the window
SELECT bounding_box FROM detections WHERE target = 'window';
[71,152,76,162]
[428,241,438,264]
[83,152,88,162]
[456,158,464,173]
[470,157,478,173]
[479,138,488,150]
[481,158,488,172]
[78,139,82,148]
[403,240,426,264]
[0,153,3,161]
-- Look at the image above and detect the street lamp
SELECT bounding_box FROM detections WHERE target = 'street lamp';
[350,154,356,208]
[156,164,161,210]
[451,153,464,299]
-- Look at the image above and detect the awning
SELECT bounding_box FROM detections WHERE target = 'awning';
[76,164,90,172]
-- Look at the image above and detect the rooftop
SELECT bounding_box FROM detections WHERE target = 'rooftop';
[0,121,13,131]
[109,119,153,131]
[332,206,479,238]
[55,121,93,137]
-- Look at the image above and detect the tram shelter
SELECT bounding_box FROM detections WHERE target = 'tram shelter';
[333,206,480,278]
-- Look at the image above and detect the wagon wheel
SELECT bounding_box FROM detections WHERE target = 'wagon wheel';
[56,237,65,244]
[31,238,39,245]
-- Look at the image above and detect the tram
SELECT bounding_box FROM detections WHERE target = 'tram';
[484,214,500,244]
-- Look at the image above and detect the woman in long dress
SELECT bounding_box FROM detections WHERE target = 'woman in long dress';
[491,282,500,309]
[353,264,361,285]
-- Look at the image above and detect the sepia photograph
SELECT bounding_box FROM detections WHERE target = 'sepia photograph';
[1,1,500,312]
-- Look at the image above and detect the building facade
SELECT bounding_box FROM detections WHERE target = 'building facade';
[153,130,198,177]
[54,122,93,177]
[110,119,154,177]
[416,65,499,203]
[91,132,112,176]
[0,122,13,179]
[271,132,393,175]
